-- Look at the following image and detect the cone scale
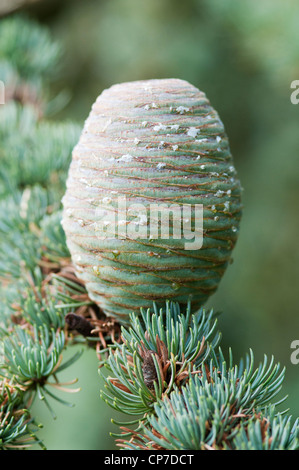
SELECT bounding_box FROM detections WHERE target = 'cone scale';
[62,79,242,321]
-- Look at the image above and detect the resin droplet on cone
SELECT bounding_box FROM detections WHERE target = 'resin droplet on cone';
[62,79,242,322]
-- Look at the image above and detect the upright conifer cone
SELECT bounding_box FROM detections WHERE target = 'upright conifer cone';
[62,79,242,321]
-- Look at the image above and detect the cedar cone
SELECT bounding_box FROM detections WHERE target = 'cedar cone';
[62,79,242,321]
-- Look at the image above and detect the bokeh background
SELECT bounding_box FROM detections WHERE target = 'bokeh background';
[1,0,299,450]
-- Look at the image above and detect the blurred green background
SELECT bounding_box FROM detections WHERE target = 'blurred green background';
[2,0,299,450]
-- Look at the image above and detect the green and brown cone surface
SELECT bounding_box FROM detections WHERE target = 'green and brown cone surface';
[62,78,242,321]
